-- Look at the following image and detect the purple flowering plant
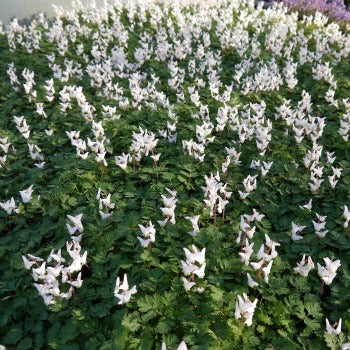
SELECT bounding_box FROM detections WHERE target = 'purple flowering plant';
[277,0,350,22]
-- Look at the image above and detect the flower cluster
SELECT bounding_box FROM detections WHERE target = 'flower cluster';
[22,241,87,305]
[313,213,328,238]
[114,274,137,305]
[202,172,231,227]
[185,215,200,237]
[137,221,156,248]
[66,213,84,243]
[158,188,177,226]
[235,293,258,327]
[0,185,34,215]
[181,245,206,292]
[251,234,280,285]
[239,174,258,200]
[294,255,315,277]
[317,257,341,285]
[0,136,14,169]
[96,189,115,219]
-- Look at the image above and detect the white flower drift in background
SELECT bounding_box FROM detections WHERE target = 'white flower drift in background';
[22,241,87,305]
[114,274,137,305]
[235,293,257,327]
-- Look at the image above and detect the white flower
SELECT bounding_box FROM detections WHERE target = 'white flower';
[66,223,78,235]
[19,185,34,203]
[99,211,112,219]
[343,205,350,227]
[312,220,326,232]
[299,199,312,211]
[115,153,130,170]
[67,213,84,232]
[193,263,206,278]
[22,255,36,269]
[263,260,273,284]
[114,274,137,305]
[247,273,258,288]
[185,215,200,236]
[265,234,280,249]
[0,197,19,215]
[291,222,306,241]
[326,318,342,335]
[183,245,205,265]
[67,272,83,288]
[294,255,314,277]
[45,129,54,136]
[161,341,187,350]
[138,221,156,238]
[182,277,196,291]
[150,153,161,162]
[317,257,341,285]
[137,236,152,248]
[235,293,257,327]
[239,239,254,266]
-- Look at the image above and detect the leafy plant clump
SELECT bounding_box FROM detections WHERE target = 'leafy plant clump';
[1,0,350,349]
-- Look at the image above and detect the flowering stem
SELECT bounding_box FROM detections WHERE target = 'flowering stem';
[256,259,265,281]
[0,160,9,170]
[256,247,271,281]
[240,231,247,252]
[72,286,78,303]
[320,280,325,297]
[213,202,217,230]
[222,193,227,223]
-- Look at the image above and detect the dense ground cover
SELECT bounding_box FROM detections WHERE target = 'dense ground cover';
[1,0,350,349]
